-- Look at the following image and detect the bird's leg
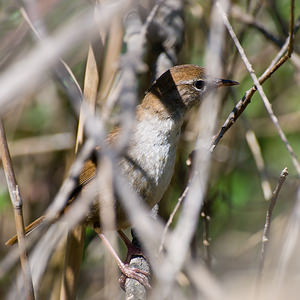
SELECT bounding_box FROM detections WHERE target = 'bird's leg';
[117,230,145,263]
[117,229,150,290]
[96,231,151,290]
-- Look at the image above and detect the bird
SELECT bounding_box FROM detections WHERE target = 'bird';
[6,64,238,287]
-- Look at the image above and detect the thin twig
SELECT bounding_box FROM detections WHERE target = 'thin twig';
[258,167,288,278]
[212,0,296,153]
[216,1,300,177]
[0,120,35,300]
[159,185,189,253]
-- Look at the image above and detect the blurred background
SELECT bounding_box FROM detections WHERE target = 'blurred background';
[0,0,300,299]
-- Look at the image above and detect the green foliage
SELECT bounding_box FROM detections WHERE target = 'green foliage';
[0,190,9,212]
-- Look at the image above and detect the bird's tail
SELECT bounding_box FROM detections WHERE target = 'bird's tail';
[5,215,46,246]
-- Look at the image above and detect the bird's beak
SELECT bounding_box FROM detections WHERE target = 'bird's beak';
[215,78,239,87]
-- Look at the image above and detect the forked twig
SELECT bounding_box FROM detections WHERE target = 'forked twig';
[212,0,296,154]
[216,0,300,177]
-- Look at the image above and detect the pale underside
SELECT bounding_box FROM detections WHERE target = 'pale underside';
[87,110,183,229]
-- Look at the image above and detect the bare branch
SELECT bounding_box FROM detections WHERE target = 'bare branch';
[159,185,189,254]
[212,0,296,153]
[216,1,300,177]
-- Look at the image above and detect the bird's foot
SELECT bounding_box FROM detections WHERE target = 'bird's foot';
[118,260,151,290]
[118,230,151,290]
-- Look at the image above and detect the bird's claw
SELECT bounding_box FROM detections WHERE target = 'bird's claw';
[119,263,151,290]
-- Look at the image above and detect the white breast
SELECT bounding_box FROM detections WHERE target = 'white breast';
[124,112,182,206]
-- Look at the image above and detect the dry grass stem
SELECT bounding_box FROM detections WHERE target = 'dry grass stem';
[159,185,189,254]
[0,120,35,300]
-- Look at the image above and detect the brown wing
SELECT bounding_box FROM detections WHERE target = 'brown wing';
[6,159,98,246]
[6,129,121,246]
[78,127,120,188]
[78,159,97,187]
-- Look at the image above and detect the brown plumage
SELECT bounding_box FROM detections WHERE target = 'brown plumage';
[6,65,238,246]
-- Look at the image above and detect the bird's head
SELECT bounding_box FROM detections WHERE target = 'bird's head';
[142,64,239,120]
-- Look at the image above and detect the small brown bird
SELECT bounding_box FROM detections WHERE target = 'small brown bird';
[6,64,238,285]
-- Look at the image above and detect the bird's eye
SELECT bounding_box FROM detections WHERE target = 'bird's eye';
[193,80,205,90]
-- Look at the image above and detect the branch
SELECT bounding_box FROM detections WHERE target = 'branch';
[159,184,189,253]
[212,0,296,153]
[215,1,300,177]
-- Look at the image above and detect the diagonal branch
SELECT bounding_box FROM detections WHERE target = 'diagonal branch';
[212,0,296,155]
[215,0,300,177]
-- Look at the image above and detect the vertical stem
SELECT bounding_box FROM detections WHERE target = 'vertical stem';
[60,14,102,299]
[0,120,35,300]
[60,225,85,300]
